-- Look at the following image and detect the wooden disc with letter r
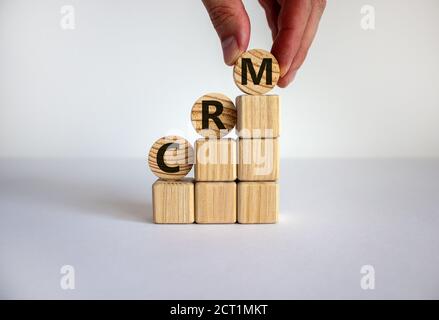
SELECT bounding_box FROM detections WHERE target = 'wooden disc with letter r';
[148,136,194,180]
[233,49,280,95]
[191,93,236,138]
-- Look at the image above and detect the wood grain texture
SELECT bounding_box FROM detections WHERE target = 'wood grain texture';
[148,135,194,180]
[236,95,280,138]
[238,182,279,224]
[152,179,194,224]
[233,49,280,95]
[195,182,236,224]
[195,138,237,181]
[238,138,279,181]
[191,93,236,138]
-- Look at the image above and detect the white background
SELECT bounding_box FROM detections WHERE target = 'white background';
[1,0,439,300]
[1,0,438,159]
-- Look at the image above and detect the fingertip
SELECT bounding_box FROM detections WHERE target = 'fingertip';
[271,32,295,78]
[222,34,249,66]
[203,0,251,66]
[277,78,289,88]
[222,36,242,65]
[271,0,312,78]
[277,70,297,87]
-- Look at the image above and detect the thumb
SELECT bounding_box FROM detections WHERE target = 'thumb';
[202,0,250,65]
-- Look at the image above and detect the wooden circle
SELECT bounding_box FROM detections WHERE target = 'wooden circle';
[233,49,280,95]
[148,136,194,180]
[191,93,236,138]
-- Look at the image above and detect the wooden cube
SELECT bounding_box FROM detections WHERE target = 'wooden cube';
[195,182,236,223]
[195,138,237,181]
[238,182,279,224]
[238,138,279,181]
[152,179,194,223]
[233,49,280,95]
[236,95,280,138]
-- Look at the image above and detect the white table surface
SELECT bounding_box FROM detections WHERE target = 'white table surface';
[0,159,438,299]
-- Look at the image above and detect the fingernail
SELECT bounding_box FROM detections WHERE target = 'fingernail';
[279,66,288,78]
[221,36,240,65]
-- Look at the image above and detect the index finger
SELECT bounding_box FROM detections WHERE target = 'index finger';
[271,0,313,78]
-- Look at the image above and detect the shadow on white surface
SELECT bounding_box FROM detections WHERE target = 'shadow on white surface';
[0,159,153,224]
[0,158,438,299]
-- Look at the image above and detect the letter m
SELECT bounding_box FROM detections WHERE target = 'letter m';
[241,58,272,85]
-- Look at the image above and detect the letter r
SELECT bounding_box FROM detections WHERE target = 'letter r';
[201,100,226,130]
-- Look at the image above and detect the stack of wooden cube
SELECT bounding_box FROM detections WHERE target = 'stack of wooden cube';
[148,49,280,224]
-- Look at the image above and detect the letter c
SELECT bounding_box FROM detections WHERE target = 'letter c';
[157,143,180,173]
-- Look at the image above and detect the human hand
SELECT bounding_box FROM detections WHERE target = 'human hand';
[202,0,326,87]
